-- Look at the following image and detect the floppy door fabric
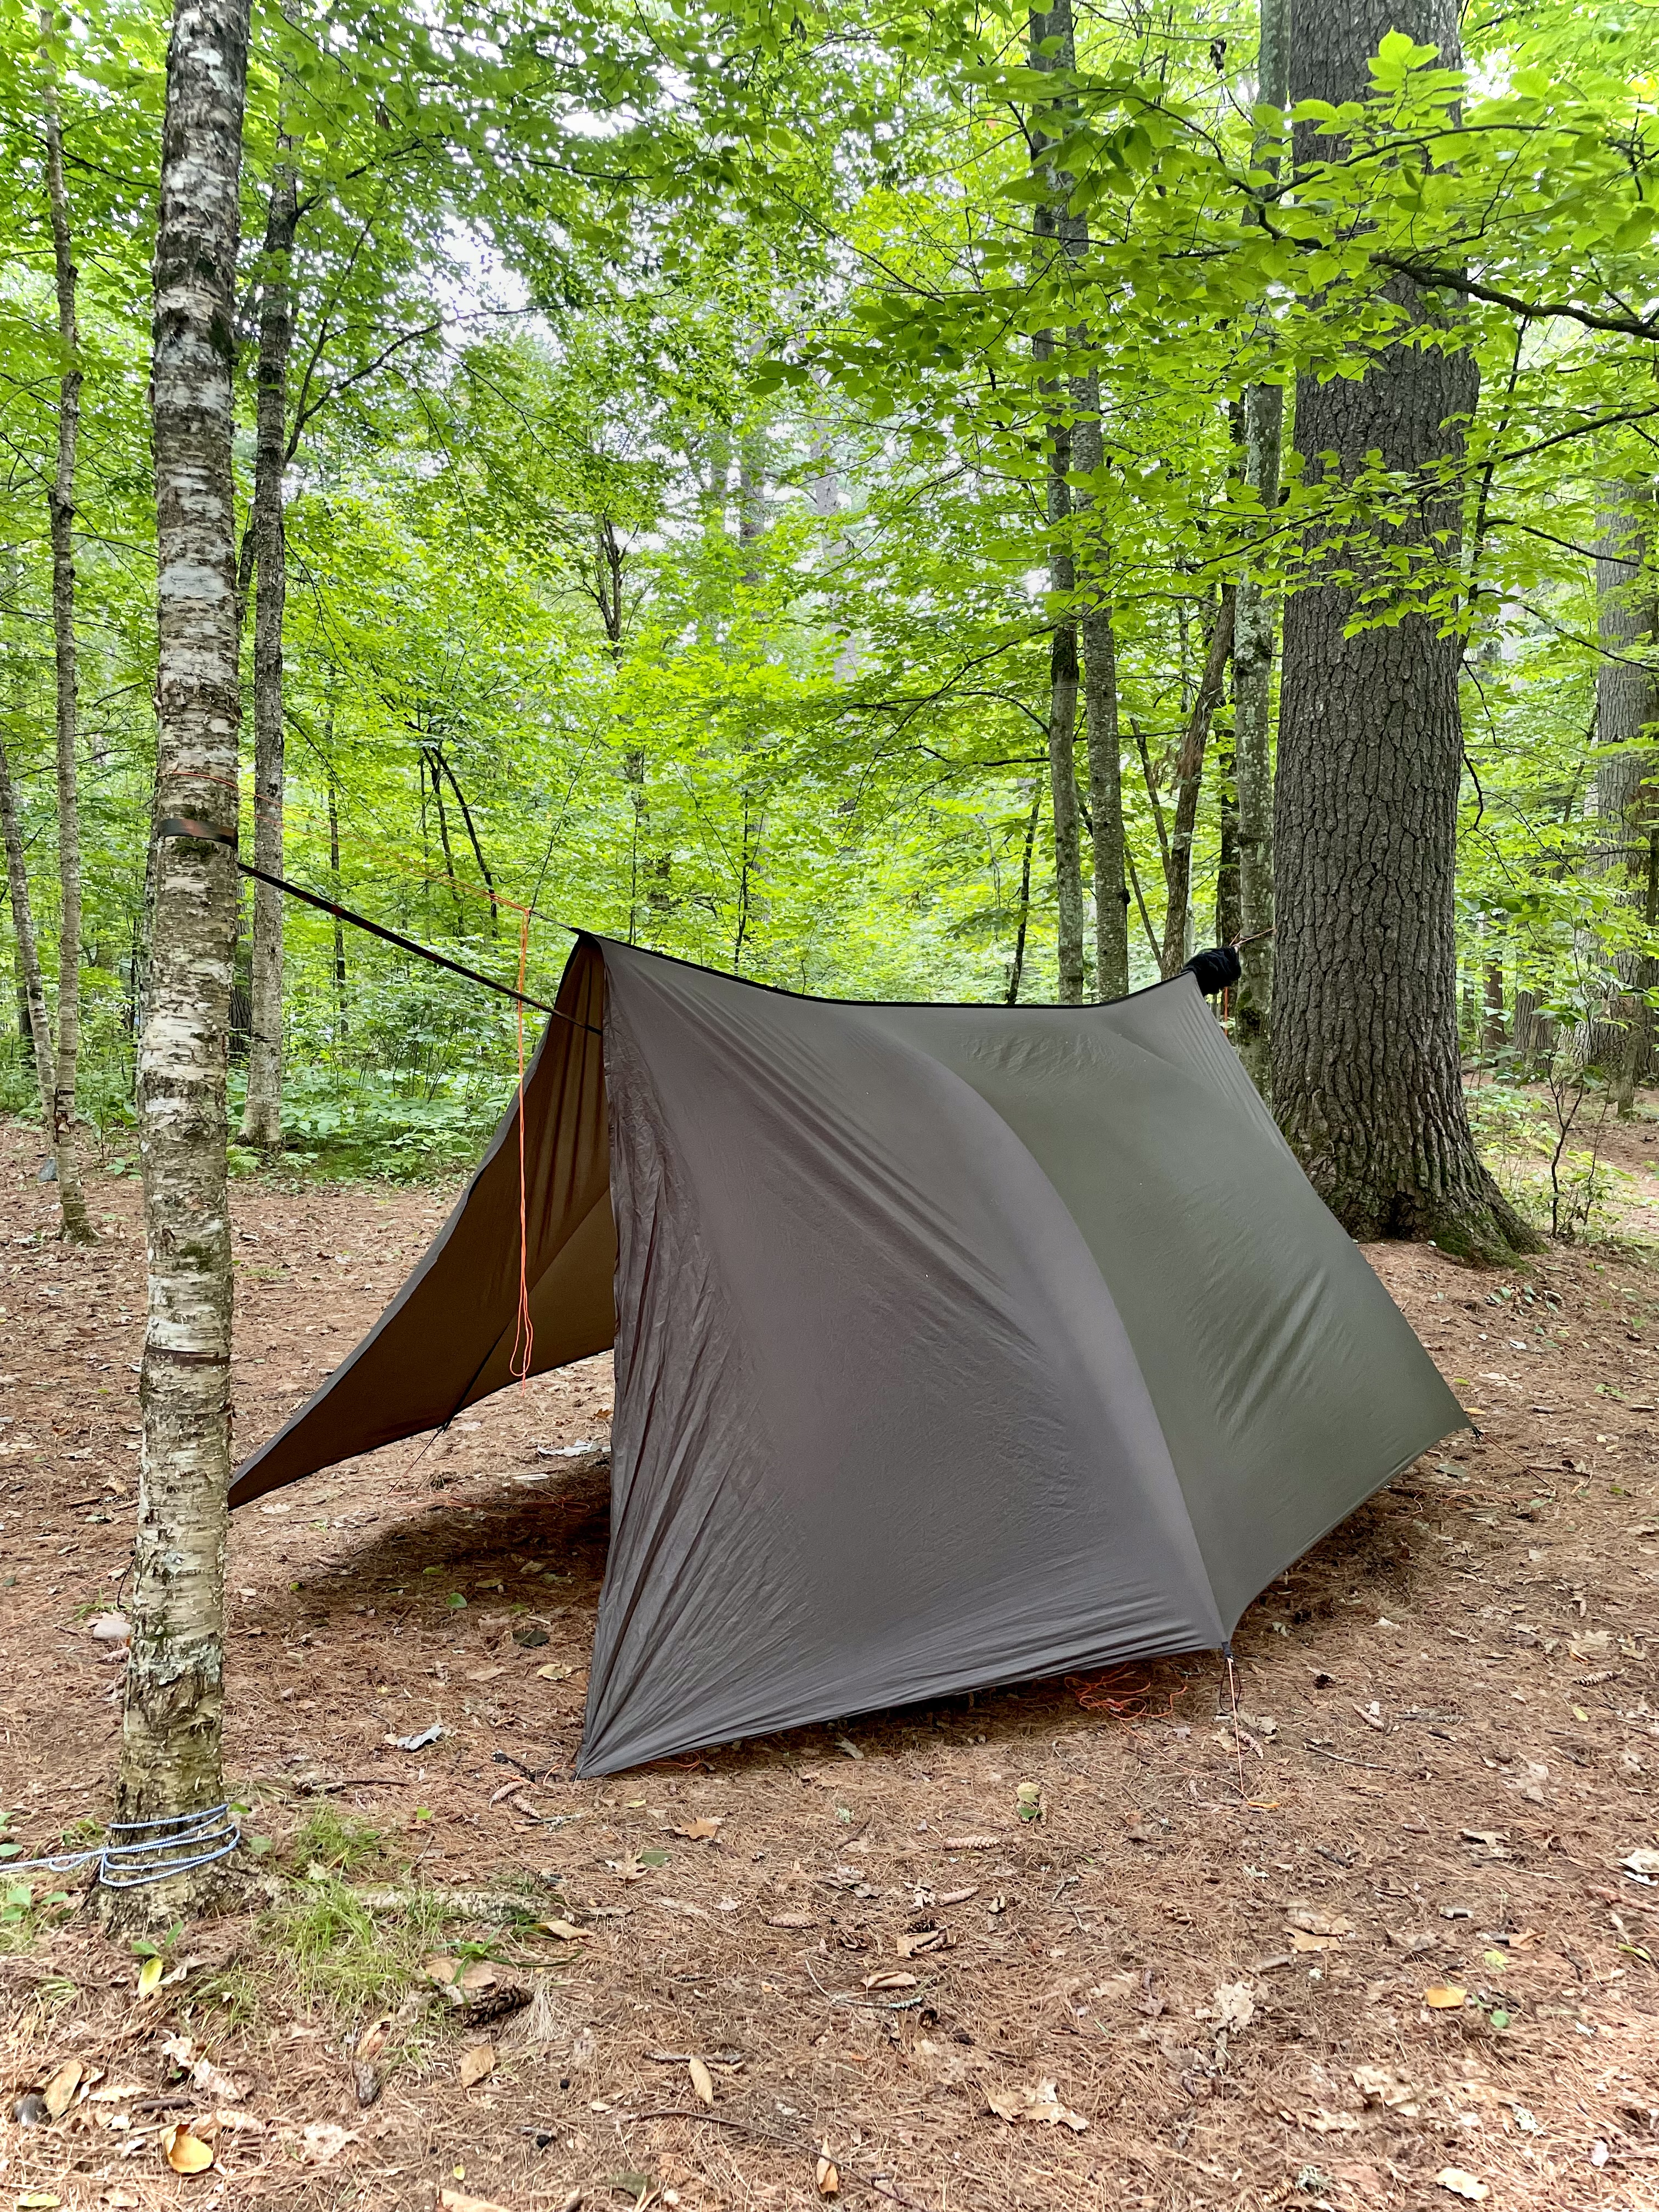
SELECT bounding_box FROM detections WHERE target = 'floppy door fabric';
[578,943,1224,1777]
[228,938,614,1508]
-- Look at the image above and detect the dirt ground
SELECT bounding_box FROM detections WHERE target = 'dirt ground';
[4,1109,1659,2212]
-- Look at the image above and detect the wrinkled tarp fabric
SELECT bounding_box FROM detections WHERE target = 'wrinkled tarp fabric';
[230,936,1465,1776]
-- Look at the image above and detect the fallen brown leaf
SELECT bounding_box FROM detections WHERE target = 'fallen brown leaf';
[1353,2064,1421,2115]
[424,1954,460,1986]
[41,2060,81,2119]
[190,2056,244,2104]
[541,1917,586,1941]
[675,1817,725,1841]
[458,2042,496,2088]
[1434,2170,1489,2203]
[986,2078,1088,2132]
[895,1928,947,1957]
[357,2015,393,2065]
[689,2055,715,2106]
[862,1970,918,1991]
[439,2190,518,2212]
[816,2145,840,2196]
[1289,1929,1340,1952]
[1424,1986,1468,2010]
[298,2121,359,2166]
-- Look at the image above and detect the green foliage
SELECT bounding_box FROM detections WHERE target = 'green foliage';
[287,1808,387,1876]
[273,1871,449,2016]
[0,0,1654,1189]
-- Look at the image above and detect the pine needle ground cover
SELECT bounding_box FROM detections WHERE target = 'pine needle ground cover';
[2,1122,1659,2209]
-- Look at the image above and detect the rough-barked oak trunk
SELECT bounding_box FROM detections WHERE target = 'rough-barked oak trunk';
[1160,592,1234,977]
[110,0,251,1929]
[40,13,93,1243]
[239,148,297,1153]
[1273,0,1536,1259]
[1590,488,1658,1114]
[1232,0,1289,1097]
[0,717,57,1143]
[1029,0,1086,1003]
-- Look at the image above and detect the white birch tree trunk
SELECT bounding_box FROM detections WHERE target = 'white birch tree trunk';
[108,0,251,1929]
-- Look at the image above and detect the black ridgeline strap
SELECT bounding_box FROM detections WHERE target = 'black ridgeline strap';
[158,815,238,848]
[155,821,603,1036]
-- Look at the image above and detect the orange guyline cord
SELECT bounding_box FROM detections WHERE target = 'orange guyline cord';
[159,769,543,1390]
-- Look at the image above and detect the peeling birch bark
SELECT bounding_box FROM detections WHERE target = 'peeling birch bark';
[108,0,251,1931]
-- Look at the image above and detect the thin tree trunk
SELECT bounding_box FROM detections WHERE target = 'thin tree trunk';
[1482,957,1505,1057]
[1232,0,1288,1097]
[1513,987,1559,1078]
[40,13,94,1240]
[1215,741,1240,949]
[1133,718,1172,889]
[0,723,56,1143]
[1272,0,1536,1259]
[437,751,498,934]
[110,0,251,1929]
[1073,386,1127,1000]
[239,143,297,1152]
[737,433,766,588]
[327,769,346,1041]
[1160,591,1234,977]
[1006,782,1042,1004]
[424,747,465,930]
[1590,487,1658,1114]
[1029,0,1086,1005]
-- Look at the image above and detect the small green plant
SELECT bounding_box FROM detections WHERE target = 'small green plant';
[272,1872,450,2015]
[288,1808,386,1876]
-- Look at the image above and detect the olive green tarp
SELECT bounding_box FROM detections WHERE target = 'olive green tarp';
[230,935,1464,1776]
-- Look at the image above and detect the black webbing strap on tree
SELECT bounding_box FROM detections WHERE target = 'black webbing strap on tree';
[155,817,599,1032]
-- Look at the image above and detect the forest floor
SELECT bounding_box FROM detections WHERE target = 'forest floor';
[4,1109,1659,2212]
